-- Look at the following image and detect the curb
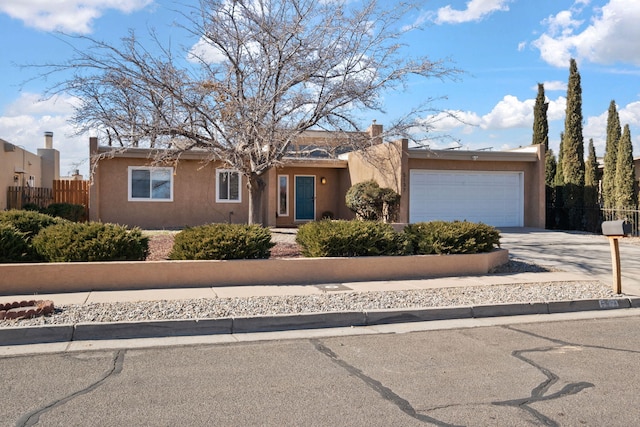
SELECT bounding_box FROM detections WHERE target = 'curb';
[1,298,638,346]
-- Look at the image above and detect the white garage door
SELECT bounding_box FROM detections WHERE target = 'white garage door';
[409,170,524,227]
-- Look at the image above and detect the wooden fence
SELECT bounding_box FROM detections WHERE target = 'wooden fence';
[6,187,53,210]
[6,180,89,218]
[53,180,89,208]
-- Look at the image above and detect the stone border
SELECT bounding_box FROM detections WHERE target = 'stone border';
[0,249,508,295]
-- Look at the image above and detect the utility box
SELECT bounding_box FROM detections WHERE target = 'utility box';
[601,220,631,237]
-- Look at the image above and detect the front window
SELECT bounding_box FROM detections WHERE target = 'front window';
[128,167,173,201]
[217,169,241,203]
[278,175,289,216]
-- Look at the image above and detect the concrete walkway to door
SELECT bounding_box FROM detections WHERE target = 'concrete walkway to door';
[499,228,640,296]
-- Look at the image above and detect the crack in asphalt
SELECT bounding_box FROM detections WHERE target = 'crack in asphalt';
[491,326,611,427]
[310,339,462,427]
[15,350,125,427]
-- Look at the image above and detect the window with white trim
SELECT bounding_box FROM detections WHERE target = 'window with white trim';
[217,169,241,203]
[128,167,173,201]
[278,175,289,216]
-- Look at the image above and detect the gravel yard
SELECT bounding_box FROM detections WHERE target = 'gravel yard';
[0,280,622,328]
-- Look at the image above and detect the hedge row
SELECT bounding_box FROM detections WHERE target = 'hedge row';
[0,210,148,263]
[296,220,500,257]
[1,210,500,263]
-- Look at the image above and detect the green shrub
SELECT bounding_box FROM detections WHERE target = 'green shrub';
[0,209,62,237]
[403,221,500,255]
[44,203,86,222]
[31,222,149,262]
[169,224,275,260]
[345,180,400,222]
[0,223,30,263]
[296,220,407,257]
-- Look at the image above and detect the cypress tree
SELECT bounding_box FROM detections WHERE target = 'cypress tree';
[614,124,637,210]
[562,58,586,229]
[555,134,565,187]
[553,135,566,228]
[545,149,557,187]
[545,149,558,228]
[584,139,599,231]
[602,100,621,209]
[532,83,549,149]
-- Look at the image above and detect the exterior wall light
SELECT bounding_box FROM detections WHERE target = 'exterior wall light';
[471,155,479,161]
[320,177,327,185]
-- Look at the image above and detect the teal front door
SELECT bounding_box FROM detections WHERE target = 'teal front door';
[295,176,315,221]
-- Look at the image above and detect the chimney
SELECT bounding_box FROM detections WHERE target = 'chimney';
[44,131,53,149]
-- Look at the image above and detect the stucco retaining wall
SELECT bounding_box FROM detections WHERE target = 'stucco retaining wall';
[0,249,508,295]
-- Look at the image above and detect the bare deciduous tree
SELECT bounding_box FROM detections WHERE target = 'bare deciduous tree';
[43,0,459,224]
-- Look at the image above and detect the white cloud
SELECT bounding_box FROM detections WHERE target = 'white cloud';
[547,96,567,121]
[0,92,89,176]
[619,101,640,128]
[0,0,152,34]
[433,0,512,24]
[423,94,567,137]
[480,95,534,129]
[187,38,228,64]
[541,80,567,92]
[533,0,640,67]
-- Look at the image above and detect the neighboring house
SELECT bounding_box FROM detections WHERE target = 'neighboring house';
[89,124,545,229]
[1,132,60,210]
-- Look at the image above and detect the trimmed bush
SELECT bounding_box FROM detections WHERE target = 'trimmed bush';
[403,221,500,255]
[0,223,30,263]
[169,224,275,260]
[31,222,149,262]
[44,203,86,222]
[345,180,400,222]
[0,209,63,237]
[296,220,407,257]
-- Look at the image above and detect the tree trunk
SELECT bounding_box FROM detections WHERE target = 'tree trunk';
[247,173,266,225]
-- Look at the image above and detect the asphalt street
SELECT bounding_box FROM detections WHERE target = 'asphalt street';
[2,312,640,426]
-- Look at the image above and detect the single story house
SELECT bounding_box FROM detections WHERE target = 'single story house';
[1,132,60,210]
[89,123,545,229]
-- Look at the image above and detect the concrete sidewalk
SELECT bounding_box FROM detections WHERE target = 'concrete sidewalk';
[0,271,615,306]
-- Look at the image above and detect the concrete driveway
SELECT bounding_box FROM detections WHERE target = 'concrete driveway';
[499,228,640,295]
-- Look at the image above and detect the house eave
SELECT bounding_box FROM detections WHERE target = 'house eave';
[280,157,348,169]
[408,147,539,162]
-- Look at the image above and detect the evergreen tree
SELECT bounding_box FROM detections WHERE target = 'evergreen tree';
[614,124,637,210]
[553,135,566,228]
[545,148,558,228]
[555,134,565,187]
[602,100,621,209]
[532,83,549,149]
[545,149,557,187]
[562,58,586,229]
[584,139,600,231]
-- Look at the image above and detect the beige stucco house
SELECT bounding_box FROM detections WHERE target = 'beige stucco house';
[1,132,60,210]
[89,124,545,229]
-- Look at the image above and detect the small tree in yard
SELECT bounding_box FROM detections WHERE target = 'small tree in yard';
[345,180,400,223]
[42,0,459,225]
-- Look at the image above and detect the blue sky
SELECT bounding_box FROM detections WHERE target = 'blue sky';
[1,0,640,177]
